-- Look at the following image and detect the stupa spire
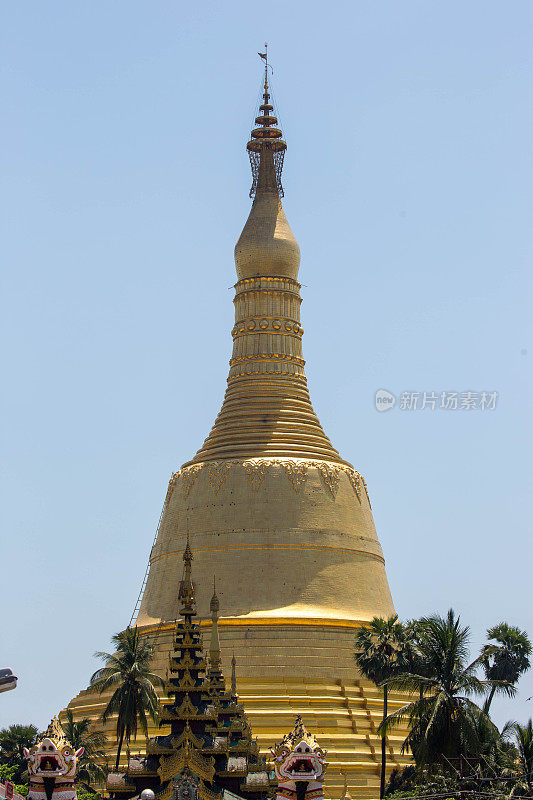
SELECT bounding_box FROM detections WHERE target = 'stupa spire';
[233,49,299,282]
[187,52,345,465]
[208,577,221,674]
[231,652,237,697]
[246,44,286,199]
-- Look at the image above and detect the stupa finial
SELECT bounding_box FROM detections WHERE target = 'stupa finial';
[183,529,192,564]
[209,576,222,674]
[246,46,286,198]
[178,532,195,616]
[231,651,237,697]
[210,576,219,615]
[258,43,269,94]
[233,51,300,281]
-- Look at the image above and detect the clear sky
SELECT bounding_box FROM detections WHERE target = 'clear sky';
[1,1,532,733]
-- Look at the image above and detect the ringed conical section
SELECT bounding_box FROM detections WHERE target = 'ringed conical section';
[189,103,341,465]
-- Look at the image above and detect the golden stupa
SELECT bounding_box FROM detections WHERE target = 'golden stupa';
[66,56,411,798]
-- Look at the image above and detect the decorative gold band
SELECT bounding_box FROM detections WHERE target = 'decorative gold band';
[149,542,385,566]
[234,276,301,289]
[234,288,301,299]
[138,617,367,635]
[231,317,303,338]
[229,354,306,365]
[232,330,302,339]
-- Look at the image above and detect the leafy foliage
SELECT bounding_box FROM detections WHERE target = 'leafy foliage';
[361,610,532,796]
[76,791,103,800]
[0,725,39,783]
[380,610,490,766]
[482,623,532,714]
[384,765,417,796]
[0,764,29,796]
[60,710,108,789]
[384,765,513,800]
[354,616,407,685]
[509,720,533,797]
[89,627,164,770]
[355,615,407,798]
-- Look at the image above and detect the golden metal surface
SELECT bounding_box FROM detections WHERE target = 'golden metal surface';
[66,623,412,799]
[235,150,300,281]
[64,70,400,799]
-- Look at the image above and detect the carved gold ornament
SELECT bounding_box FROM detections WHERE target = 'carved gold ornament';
[165,472,180,508]
[281,461,308,492]
[316,463,340,498]
[244,459,272,491]
[345,469,362,501]
[178,670,197,690]
[175,459,369,503]
[181,465,203,499]
[207,462,232,495]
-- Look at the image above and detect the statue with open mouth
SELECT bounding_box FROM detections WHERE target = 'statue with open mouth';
[271,717,327,800]
[24,718,84,800]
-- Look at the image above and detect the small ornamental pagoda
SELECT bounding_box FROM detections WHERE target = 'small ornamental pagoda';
[107,537,272,800]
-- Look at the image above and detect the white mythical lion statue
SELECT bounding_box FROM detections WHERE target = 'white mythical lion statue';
[24,718,84,800]
[271,716,328,800]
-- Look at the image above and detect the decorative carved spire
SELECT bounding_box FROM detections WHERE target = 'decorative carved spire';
[210,576,219,614]
[186,51,347,467]
[209,577,221,674]
[44,717,67,745]
[340,770,352,800]
[277,715,320,751]
[178,532,195,616]
[234,51,299,282]
[246,45,286,199]
[231,651,237,697]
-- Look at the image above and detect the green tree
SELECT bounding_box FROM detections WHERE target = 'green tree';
[354,615,406,799]
[60,710,108,790]
[403,620,432,724]
[0,725,39,783]
[509,720,533,797]
[469,715,517,780]
[481,623,531,714]
[76,792,102,800]
[0,764,29,796]
[381,610,489,768]
[89,627,164,770]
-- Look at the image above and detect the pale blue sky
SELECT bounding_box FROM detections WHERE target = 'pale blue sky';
[1,1,532,732]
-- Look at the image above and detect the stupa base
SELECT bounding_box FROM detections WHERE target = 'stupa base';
[64,620,412,800]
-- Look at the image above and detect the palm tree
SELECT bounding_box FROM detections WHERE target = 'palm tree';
[0,724,39,783]
[381,609,489,768]
[481,623,531,714]
[403,619,431,716]
[89,627,164,770]
[509,720,533,797]
[60,710,108,790]
[471,714,516,779]
[354,615,406,799]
